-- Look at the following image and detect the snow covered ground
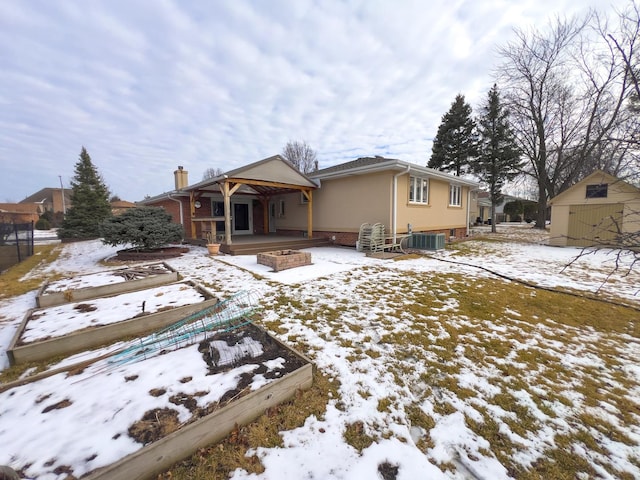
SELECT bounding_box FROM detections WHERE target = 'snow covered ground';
[1,224,639,479]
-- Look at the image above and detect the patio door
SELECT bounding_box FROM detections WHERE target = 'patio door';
[268,201,277,233]
[232,202,252,234]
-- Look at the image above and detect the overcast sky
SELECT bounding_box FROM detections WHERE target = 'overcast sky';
[0,0,628,202]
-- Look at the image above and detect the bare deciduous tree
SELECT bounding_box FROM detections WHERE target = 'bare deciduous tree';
[281,141,318,173]
[202,167,224,181]
[606,1,640,111]
[496,11,636,229]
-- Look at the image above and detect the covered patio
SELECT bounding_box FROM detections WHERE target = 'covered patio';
[183,156,320,254]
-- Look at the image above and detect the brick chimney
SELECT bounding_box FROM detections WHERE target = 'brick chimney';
[174,166,188,190]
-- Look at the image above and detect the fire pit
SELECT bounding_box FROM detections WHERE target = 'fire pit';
[257,249,312,272]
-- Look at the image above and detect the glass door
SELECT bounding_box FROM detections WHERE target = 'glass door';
[232,202,251,234]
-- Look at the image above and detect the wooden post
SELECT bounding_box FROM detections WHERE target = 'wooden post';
[223,182,232,245]
[304,189,313,239]
[190,191,196,239]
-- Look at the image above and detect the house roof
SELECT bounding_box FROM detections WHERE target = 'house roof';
[110,200,136,208]
[549,170,640,205]
[141,155,318,204]
[0,203,40,214]
[311,156,479,188]
[185,155,318,194]
[476,192,529,207]
[20,188,72,204]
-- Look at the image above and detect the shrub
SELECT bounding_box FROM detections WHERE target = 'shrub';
[35,218,51,230]
[504,200,537,222]
[101,206,183,251]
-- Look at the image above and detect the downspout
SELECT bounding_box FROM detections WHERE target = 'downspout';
[466,188,471,236]
[392,165,411,242]
[167,193,184,232]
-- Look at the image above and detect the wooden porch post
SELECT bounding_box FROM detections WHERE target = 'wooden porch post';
[304,189,313,239]
[189,191,196,239]
[223,181,232,245]
[222,180,243,245]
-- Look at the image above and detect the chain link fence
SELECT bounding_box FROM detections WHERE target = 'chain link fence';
[0,222,34,272]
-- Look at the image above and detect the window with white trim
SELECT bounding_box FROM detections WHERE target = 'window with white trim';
[409,176,429,204]
[449,184,461,206]
[279,199,286,217]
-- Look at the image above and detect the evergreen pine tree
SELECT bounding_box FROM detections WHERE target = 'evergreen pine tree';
[473,84,522,233]
[58,147,112,239]
[428,94,477,176]
[101,206,183,251]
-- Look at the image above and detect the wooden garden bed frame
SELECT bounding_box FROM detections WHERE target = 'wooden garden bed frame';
[36,263,179,308]
[82,330,313,480]
[7,281,218,366]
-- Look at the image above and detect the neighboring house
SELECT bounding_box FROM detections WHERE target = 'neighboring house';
[0,203,40,223]
[20,188,72,214]
[475,192,529,224]
[549,170,640,247]
[140,155,479,252]
[110,200,136,215]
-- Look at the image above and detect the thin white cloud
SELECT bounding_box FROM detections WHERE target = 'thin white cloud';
[0,0,628,201]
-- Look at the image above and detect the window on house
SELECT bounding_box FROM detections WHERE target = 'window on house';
[586,184,608,198]
[409,176,429,204]
[449,185,461,206]
[279,199,286,217]
[300,192,309,204]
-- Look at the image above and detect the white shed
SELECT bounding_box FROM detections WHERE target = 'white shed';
[549,170,640,247]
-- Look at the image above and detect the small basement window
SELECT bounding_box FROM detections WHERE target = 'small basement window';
[586,184,608,198]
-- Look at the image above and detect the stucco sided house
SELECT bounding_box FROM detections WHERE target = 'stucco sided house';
[549,170,640,247]
[140,155,478,254]
[280,156,478,244]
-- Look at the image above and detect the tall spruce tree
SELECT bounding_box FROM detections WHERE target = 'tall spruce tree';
[58,147,112,239]
[428,94,477,176]
[473,84,522,233]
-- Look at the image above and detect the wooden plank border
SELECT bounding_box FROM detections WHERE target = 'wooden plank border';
[7,282,218,366]
[36,263,179,308]
[84,348,313,480]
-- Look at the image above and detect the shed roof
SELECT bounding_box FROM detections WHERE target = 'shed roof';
[549,170,640,205]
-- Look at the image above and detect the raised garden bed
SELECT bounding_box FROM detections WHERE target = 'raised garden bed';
[257,249,312,272]
[113,246,189,261]
[0,323,313,480]
[36,263,179,307]
[7,281,218,365]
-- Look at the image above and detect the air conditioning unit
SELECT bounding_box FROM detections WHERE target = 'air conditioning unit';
[408,233,445,250]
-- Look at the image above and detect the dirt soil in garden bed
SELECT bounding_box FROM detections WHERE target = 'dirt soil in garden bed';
[112,247,189,261]
[127,324,308,445]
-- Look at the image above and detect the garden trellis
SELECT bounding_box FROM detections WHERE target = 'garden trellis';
[108,289,263,367]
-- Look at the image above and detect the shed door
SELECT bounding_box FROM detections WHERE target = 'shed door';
[567,204,623,247]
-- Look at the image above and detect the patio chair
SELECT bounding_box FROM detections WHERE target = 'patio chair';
[357,223,373,252]
[359,223,409,254]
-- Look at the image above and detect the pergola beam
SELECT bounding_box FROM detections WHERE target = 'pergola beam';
[189,177,317,245]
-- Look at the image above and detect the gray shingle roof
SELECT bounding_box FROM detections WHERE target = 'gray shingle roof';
[312,156,394,176]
